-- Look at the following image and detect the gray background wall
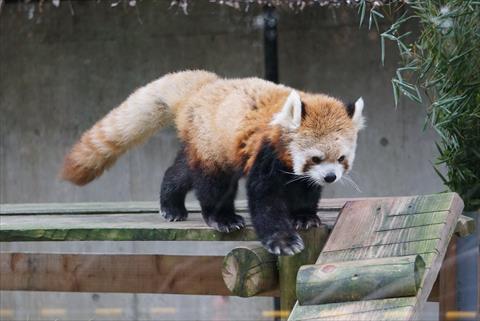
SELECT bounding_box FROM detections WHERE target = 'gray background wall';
[0,1,446,320]
[0,0,444,204]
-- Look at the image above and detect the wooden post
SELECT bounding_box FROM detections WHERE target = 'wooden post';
[296,255,425,305]
[278,227,329,320]
[439,236,457,321]
[222,243,278,297]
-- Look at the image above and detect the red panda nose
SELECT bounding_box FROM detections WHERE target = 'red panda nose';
[324,173,337,183]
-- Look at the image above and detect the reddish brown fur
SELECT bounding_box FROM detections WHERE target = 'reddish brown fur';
[233,89,293,172]
[61,71,358,185]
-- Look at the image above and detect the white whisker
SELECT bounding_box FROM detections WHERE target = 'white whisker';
[279,169,300,176]
[285,175,308,185]
[342,174,362,192]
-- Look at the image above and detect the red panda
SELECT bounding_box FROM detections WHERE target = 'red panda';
[61,70,365,255]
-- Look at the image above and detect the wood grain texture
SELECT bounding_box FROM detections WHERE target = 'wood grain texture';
[222,243,278,297]
[296,256,425,305]
[0,212,258,241]
[289,297,416,320]
[0,201,339,241]
[279,227,330,320]
[439,237,457,321]
[288,192,464,321]
[454,214,476,237]
[0,198,350,215]
[0,253,233,295]
[0,197,469,242]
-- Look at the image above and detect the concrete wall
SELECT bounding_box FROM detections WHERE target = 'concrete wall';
[0,1,444,205]
[1,1,447,320]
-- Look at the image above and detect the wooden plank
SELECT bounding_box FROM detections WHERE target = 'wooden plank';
[295,306,415,321]
[0,252,279,296]
[0,196,466,242]
[319,242,439,265]
[378,211,449,230]
[0,202,163,215]
[0,209,336,242]
[0,198,348,215]
[288,297,416,320]
[370,224,445,245]
[439,237,457,321]
[0,213,259,241]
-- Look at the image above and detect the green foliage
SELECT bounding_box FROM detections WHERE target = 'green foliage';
[360,0,480,210]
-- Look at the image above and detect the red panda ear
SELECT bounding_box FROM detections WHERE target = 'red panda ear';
[271,90,303,130]
[346,102,355,118]
[351,97,365,129]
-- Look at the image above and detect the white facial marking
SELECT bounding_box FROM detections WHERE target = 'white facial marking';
[270,90,302,130]
[289,137,357,186]
[308,162,344,186]
[290,146,325,175]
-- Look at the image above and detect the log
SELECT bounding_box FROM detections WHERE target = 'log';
[222,243,278,297]
[296,255,425,305]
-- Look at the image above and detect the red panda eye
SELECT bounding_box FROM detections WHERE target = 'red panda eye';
[338,155,345,162]
[311,156,322,164]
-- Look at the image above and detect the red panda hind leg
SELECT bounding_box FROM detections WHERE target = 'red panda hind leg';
[160,147,245,232]
[160,148,193,222]
[191,167,245,233]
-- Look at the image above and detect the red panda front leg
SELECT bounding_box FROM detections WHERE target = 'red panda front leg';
[247,143,305,256]
[191,168,245,233]
[285,180,322,230]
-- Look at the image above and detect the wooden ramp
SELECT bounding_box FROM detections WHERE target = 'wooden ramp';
[289,193,464,321]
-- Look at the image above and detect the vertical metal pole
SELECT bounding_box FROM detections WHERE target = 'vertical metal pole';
[263,6,280,320]
[263,6,279,83]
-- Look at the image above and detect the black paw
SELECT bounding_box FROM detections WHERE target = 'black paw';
[291,215,322,230]
[206,214,245,233]
[263,231,305,256]
[160,207,188,222]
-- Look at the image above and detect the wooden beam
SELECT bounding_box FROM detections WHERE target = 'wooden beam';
[0,252,278,296]
[439,237,457,321]
[454,215,476,237]
[279,227,329,320]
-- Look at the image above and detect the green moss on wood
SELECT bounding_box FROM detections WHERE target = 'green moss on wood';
[296,255,425,305]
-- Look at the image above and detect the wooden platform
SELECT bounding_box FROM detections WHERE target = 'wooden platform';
[0,199,336,296]
[0,200,343,242]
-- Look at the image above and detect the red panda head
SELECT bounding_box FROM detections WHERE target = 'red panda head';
[271,90,365,186]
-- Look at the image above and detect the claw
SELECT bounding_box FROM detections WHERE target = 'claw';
[291,215,322,230]
[206,214,246,233]
[263,231,305,256]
